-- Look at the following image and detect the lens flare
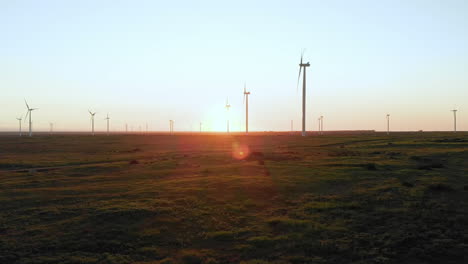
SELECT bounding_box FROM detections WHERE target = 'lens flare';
[232,142,250,160]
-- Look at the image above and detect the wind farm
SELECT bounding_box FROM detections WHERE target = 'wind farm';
[1,1,467,264]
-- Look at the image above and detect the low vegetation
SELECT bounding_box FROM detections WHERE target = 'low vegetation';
[0,132,467,263]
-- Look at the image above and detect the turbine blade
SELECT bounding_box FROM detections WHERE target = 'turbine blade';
[297,66,302,92]
[24,99,30,110]
[243,83,246,104]
[24,110,29,122]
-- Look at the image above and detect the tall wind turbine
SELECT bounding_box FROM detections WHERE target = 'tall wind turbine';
[169,120,174,134]
[451,109,457,132]
[105,113,110,136]
[49,122,54,135]
[88,110,97,136]
[297,50,311,136]
[16,117,22,137]
[24,100,38,137]
[243,83,251,134]
[386,114,390,135]
[225,98,231,133]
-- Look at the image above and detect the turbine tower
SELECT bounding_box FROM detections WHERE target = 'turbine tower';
[24,100,38,137]
[49,122,53,135]
[169,120,174,134]
[297,50,311,136]
[16,117,22,137]
[200,122,202,133]
[225,98,231,133]
[320,115,324,135]
[386,114,390,135]
[451,109,457,132]
[318,117,321,134]
[88,110,97,136]
[105,113,110,136]
[243,83,251,134]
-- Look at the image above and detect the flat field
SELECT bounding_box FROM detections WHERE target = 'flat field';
[0,132,467,264]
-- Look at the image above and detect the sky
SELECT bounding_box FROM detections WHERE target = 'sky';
[1,0,467,132]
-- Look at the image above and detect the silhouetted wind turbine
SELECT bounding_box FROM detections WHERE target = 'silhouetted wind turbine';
[105,113,110,136]
[386,114,390,135]
[88,110,97,136]
[225,98,231,133]
[451,109,457,132]
[243,83,251,134]
[16,117,22,137]
[297,50,310,136]
[24,100,38,137]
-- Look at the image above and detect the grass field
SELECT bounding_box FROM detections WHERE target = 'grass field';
[0,132,467,264]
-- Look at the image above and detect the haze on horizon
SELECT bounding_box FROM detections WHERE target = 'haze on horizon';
[1,0,467,132]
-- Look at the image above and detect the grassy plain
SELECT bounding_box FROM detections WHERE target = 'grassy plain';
[0,132,467,264]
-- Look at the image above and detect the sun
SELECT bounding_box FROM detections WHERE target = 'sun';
[202,104,243,132]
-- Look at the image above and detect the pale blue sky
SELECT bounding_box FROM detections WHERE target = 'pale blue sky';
[1,0,467,132]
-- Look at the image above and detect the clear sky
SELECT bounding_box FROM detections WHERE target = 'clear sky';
[1,0,467,132]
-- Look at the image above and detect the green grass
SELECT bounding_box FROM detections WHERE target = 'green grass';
[0,132,467,263]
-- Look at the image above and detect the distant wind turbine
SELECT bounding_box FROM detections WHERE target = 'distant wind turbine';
[169,120,174,134]
[318,117,321,134]
[88,110,97,136]
[125,123,128,133]
[243,83,251,134]
[105,113,110,136]
[49,122,54,135]
[200,122,202,133]
[225,98,231,133]
[16,117,22,137]
[320,116,324,135]
[386,114,390,135]
[297,50,311,136]
[24,100,38,137]
[451,109,457,132]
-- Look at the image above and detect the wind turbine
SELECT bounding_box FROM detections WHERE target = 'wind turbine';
[16,117,22,136]
[24,100,38,137]
[88,110,97,136]
[386,114,390,135]
[200,122,202,133]
[125,123,128,133]
[451,109,457,132]
[297,50,311,136]
[105,113,110,136]
[318,117,321,134]
[320,115,324,135]
[225,98,231,133]
[169,120,174,134]
[243,83,251,134]
[49,122,54,135]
